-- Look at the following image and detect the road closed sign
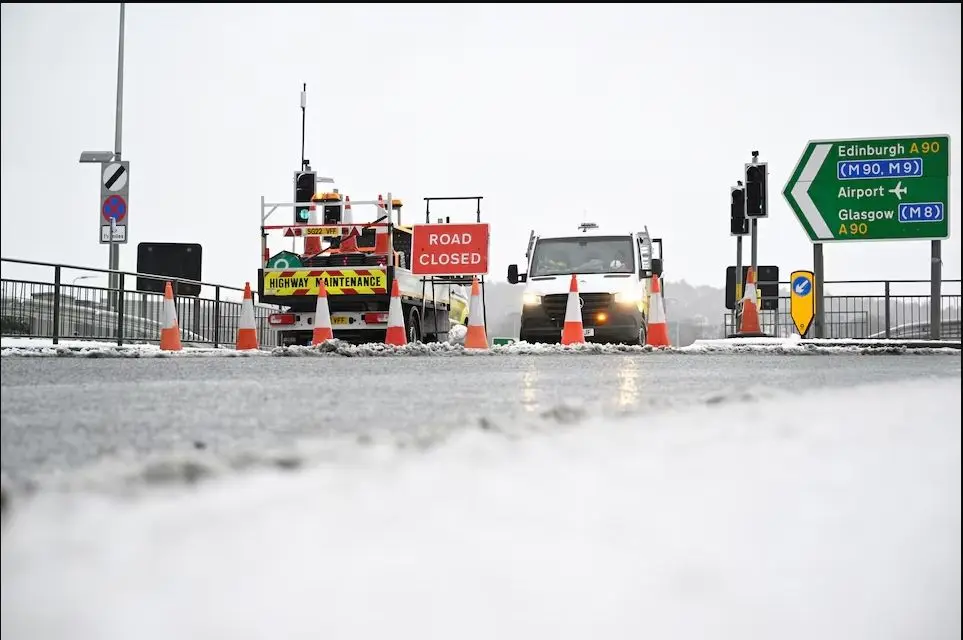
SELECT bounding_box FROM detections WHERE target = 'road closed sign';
[411,223,490,276]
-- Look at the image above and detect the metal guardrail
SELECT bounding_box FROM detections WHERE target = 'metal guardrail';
[1,257,283,348]
[723,278,962,339]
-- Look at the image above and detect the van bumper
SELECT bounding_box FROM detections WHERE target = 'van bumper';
[519,305,644,344]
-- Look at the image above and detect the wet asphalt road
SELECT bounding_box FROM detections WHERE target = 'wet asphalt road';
[1,353,960,483]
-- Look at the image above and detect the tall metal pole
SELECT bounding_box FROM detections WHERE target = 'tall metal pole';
[930,240,942,339]
[734,179,745,333]
[813,242,824,338]
[300,83,307,167]
[735,236,743,333]
[749,151,759,276]
[109,2,126,310]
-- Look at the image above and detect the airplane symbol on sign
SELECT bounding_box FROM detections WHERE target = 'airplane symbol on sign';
[888,181,907,201]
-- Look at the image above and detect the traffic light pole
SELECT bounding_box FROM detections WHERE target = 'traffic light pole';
[735,235,743,332]
[300,83,307,167]
[749,151,759,279]
[109,2,126,312]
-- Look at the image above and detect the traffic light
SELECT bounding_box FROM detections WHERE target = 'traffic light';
[294,171,316,223]
[744,162,768,218]
[730,186,749,236]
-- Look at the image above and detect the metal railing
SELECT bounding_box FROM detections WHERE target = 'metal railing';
[723,278,962,340]
[1,258,283,348]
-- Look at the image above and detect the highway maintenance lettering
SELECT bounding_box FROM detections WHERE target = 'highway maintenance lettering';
[264,269,387,295]
[274,275,381,289]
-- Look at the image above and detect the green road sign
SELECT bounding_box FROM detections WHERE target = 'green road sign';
[783,135,950,243]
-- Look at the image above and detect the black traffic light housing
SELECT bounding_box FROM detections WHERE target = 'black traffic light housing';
[744,162,768,218]
[294,171,316,223]
[730,186,749,236]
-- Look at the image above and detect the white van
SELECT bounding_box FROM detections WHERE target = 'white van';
[507,223,664,345]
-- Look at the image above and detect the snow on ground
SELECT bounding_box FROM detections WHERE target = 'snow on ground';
[3,335,960,358]
[1,377,960,640]
[0,337,264,358]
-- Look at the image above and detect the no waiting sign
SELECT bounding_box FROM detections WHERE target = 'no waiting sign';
[411,223,490,276]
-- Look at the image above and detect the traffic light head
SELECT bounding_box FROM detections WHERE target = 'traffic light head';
[730,186,745,219]
[730,186,749,236]
[744,163,767,218]
[294,171,316,223]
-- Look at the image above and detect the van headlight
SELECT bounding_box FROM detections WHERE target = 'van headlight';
[522,292,542,306]
[615,290,643,304]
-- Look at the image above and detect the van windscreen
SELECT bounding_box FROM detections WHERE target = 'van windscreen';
[530,236,634,276]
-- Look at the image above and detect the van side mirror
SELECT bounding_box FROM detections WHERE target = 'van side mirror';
[508,264,527,284]
[651,258,663,276]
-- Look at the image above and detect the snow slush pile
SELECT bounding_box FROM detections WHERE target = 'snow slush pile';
[5,334,960,358]
[1,377,960,640]
[0,337,267,359]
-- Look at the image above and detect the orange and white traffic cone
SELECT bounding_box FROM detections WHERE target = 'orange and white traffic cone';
[737,267,764,336]
[160,281,182,351]
[384,278,407,346]
[311,278,333,345]
[236,282,260,350]
[343,195,354,225]
[560,273,585,345]
[463,276,488,350]
[645,275,671,347]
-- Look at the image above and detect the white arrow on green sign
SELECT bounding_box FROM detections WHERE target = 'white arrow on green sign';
[783,135,950,242]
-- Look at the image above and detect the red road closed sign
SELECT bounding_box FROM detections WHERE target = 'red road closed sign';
[411,223,490,276]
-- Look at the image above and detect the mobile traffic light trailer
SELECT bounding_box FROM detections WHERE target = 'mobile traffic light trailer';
[258,187,468,346]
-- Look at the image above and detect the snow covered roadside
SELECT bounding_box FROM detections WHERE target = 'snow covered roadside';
[1,377,959,640]
[0,337,267,358]
[4,333,960,358]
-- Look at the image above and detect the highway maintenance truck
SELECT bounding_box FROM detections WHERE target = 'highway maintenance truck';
[507,222,664,345]
[258,179,468,346]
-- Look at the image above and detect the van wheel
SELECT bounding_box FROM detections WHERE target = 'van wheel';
[406,307,422,343]
[638,322,648,346]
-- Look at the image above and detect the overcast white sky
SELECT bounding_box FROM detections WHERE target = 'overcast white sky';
[2,3,960,291]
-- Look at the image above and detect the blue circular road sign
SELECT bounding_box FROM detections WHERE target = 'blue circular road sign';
[102,195,127,222]
[792,275,812,296]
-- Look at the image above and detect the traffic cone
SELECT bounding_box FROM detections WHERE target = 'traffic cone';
[560,274,585,345]
[236,282,259,350]
[384,278,407,346]
[463,277,488,349]
[344,195,353,224]
[737,267,763,335]
[160,281,182,351]
[311,278,333,345]
[304,195,321,256]
[339,196,359,253]
[645,275,671,347]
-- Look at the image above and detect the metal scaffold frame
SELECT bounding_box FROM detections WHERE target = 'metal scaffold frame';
[420,196,488,338]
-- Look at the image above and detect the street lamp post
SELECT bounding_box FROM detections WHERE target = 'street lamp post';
[78,2,125,311]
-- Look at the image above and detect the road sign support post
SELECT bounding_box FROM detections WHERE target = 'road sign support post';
[931,240,941,339]
[109,3,126,310]
[813,243,824,338]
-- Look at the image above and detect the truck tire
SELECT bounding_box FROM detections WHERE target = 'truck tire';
[406,306,422,343]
